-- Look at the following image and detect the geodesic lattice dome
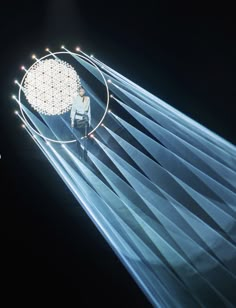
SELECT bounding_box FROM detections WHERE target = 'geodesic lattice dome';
[24,59,81,115]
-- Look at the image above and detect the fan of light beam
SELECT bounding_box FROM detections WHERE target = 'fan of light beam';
[13,47,236,308]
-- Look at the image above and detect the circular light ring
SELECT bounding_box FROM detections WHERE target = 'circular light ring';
[23,58,81,116]
[18,51,110,144]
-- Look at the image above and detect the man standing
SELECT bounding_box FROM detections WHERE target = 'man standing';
[70,86,91,159]
[70,86,91,128]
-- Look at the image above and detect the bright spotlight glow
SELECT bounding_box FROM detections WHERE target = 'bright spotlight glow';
[12,95,16,99]
[45,48,49,52]
[107,79,112,83]
[90,134,94,138]
[33,134,36,138]
[101,123,105,127]
[21,66,25,70]
[108,109,111,113]
[14,110,18,114]
[46,141,50,145]
[90,54,94,58]
[61,45,65,49]
[110,94,113,98]
[76,47,80,51]
[32,54,36,59]
[23,59,81,115]
[21,124,25,128]
[14,80,18,84]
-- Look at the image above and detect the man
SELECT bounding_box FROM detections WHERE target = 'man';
[70,86,91,129]
[70,86,91,159]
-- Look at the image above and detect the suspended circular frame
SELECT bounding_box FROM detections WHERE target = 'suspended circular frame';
[18,50,110,144]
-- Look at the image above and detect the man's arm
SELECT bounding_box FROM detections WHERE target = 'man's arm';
[70,100,76,127]
[86,97,91,127]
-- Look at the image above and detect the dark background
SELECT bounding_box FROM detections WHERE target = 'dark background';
[1,1,235,305]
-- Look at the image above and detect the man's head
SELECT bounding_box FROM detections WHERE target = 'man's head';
[78,86,85,97]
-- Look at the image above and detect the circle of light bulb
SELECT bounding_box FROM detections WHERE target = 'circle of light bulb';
[17,50,110,144]
[23,58,81,116]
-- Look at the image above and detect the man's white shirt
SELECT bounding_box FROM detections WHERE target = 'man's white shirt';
[70,95,91,126]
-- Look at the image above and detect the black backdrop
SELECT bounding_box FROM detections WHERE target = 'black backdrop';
[1,1,235,305]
